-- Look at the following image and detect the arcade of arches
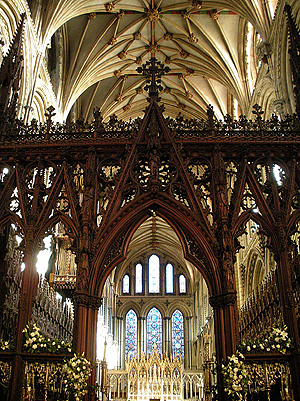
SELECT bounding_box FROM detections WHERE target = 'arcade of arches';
[1,1,300,401]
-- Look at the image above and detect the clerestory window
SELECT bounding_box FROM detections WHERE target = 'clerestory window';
[179,274,186,293]
[122,274,130,294]
[148,254,160,293]
[166,263,173,293]
[135,263,143,293]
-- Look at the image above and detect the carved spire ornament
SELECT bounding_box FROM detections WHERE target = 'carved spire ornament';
[137,57,170,102]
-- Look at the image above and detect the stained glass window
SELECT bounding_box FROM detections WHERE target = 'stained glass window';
[179,274,186,293]
[149,254,160,293]
[166,263,173,293]
[125,309,137,358]
[135,263,143,293]
[146,307,162,354]
[123,274,130,294]
[172,309,184,358]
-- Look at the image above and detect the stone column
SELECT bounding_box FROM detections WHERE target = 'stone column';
[186,316,193,369]
[163,316,171,356]
[117,316,124,369]
[138,316,146,356]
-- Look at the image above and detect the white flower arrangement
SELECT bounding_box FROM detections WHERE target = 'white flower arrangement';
[239,325,292,355]
[63,353,91,401]
[0,338,13,351]
[23,324,92,399]
[222,351,250,400]
[23,323,72,354]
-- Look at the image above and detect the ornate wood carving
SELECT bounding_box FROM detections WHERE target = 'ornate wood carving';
[73,292,102,310]
[1,53,300,397]
[209,291,237,309]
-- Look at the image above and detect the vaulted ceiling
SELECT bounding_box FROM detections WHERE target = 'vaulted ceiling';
[41,0,277,121]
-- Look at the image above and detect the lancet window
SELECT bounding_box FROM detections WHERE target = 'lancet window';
[122,274,130,294]
[179,274,187,293]
[125,309,138,358]
[121,254,188,296]
[123,307,185,362]
[148,254,160,293]
[135,263,143,293]
[147,307,162,354]
[172,309,184,358]
[166,263,173,293]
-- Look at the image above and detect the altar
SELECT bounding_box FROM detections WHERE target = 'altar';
[127,348,183,401]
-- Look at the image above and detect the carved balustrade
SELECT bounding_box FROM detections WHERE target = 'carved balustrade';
[2,107,300,145]
[239,269,282,341]
[32,277,73,342]
[169,112,300,140]
[50,274,76,292]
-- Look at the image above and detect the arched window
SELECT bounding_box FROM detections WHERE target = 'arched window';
[147,307,162,354]
[125,309,137,358]
[135,263,143,293]
[149,254,160,293]
[122,274,130,294]
[172,309,184,358]
[166,263,173,293]
[179,274,186,293]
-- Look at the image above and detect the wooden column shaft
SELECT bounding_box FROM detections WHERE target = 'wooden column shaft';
[9,240,39,401]
[73,293,102,401]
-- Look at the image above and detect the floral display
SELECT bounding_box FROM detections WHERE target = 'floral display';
[23,323,72,353]
[22,324,92,400]
[222,351,250,400]
[63,353,91,401]
[0,338,13,351]
[239,325,292,355]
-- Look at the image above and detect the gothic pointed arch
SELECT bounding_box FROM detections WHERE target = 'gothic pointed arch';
[90,199,220,299]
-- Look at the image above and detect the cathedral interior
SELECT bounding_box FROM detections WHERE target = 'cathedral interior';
[0,0,300,400]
